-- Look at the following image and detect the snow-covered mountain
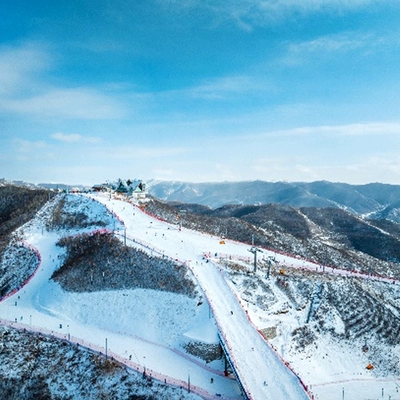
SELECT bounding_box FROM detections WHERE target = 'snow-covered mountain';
[1,185,400,399]
[147,180,400,220]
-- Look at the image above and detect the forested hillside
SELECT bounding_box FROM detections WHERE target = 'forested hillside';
[0,184,50,258]
[53,231,196,297]
[146,197,400,277]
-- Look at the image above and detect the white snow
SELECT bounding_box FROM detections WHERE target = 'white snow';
[1,192,399,400]
[87,193,310,399]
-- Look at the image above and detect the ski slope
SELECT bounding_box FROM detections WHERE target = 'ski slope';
[93,193,310,399]
[2,193,400,399]
[0,197,239,399]
[0,192,312,399]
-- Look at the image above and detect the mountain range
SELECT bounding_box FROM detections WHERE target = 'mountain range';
[147,180,400,222]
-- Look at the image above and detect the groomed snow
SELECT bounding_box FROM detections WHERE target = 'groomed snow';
[92,193,310,400]
[1,192,399,399]
[0,195,241,399]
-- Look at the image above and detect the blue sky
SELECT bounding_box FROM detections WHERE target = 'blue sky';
[1,0,400,185]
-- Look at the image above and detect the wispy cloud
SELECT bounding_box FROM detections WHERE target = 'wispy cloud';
[2,87,125,120]
[250,152,400,184]
[256,122,400,138]
[51,132,101,143]
[214,163,238,180]
[0,42,51,96]
[188,75,266,100]
[14,138,48,153]
[284,32,381,65]
[100,145,188,159]
[162,0,385,30]
[256,0,383,14]
[0,42,126,120]
[11,138,54,162]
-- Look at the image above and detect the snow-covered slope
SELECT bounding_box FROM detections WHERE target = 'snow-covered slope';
[0,324,201,400]
[92,193,310,399]
[0,194,240,399]
[1,192,400,399]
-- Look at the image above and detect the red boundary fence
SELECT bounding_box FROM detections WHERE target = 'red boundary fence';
[214,264,314,400]
[7,193,391,400]
[111,192,399,285]
[0,199,237,400]
[0,318,233,400]
[80,194,400,399]
[100,194,315,399]
[0,234,234,400]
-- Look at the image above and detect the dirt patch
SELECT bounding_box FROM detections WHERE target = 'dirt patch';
[183,341,223,363]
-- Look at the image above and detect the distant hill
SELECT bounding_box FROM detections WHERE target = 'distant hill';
[145,197,400,274]
[147,180,400,221]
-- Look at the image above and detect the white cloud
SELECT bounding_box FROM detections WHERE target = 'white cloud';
[11,138,54,163]
[329,122,400,136]
[14,139,48,153]
[284,32,381,65]
[52,133,82,143]
[100,145,188,159]
[214,163,237,180]
[257,0,380,13]
[249,152,400,184]
[51,132,101,143]
[152,168,175,179]
[0,43,126,121]
[333,155,400,183]
[188,75,266,100]
[163,0,385,30]
[255,122,400,138]
[250,155,318,180]
[2,87,125,120]
[0,42,51,96]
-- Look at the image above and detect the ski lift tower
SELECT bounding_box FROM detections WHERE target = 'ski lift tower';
[178,209,186,231]
[266,255,276,279]
[248,235,263,273]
